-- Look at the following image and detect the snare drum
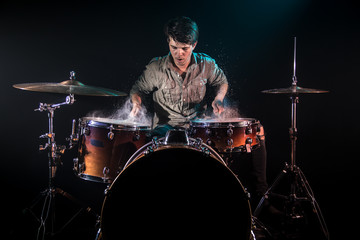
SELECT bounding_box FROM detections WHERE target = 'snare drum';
[74,117,150,183]
[189,118,261,153]
[100,133,252,239]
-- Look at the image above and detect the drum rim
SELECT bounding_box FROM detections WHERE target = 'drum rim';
[123,137,224,170]
[77,172,112,183]
[190,117,258,127]
[81,117,151,130]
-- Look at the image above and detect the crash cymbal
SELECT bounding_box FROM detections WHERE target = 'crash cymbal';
[262,85,329,95]
[13,80,127,97]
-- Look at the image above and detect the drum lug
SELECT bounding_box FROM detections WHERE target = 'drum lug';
[246,126,252,135]
[227,127,233,137]
[227,138,233,147]
[144,146,155,156]
[201,146,211,156]
[245,138,253,153]
[73,158,79,172]
[244,188,251,200]
[205,128,211,136]
[144,137,159,156]
[152,136,160,148]
[107,125,114,140]
[104,185,111,196]
[73,157,84,173]
[133,131,140,141]
[84,127,90,136]
[103,167,110,181]
[193,137,203,149]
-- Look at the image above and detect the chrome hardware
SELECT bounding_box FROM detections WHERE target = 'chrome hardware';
[67,119,79,149]
[227,138,233,146]
[73,158,79,172]
[193,138,203,149]
[245,126,252,135]
[107,125,114,140]
[133,131,141,141]
[103,167,110,180]
[245,137,253,153]
[84,127,90,136]
[205,128,211,136]
[227,128,234,137]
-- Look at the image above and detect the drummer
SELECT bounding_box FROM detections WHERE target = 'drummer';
[130,16,267,205]
[130,16,227,133]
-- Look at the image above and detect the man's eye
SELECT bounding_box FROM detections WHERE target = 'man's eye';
[183,48,189,51]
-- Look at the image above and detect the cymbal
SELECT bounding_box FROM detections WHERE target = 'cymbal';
[13,80,127,97]
[262,85,329,95]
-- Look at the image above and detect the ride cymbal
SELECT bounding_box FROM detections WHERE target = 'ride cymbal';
[262,85,329,95]
[13,80,127,97]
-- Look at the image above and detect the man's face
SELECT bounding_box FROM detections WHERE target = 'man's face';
[168,37,197,69]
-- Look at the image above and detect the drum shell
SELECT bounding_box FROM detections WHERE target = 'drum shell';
[76,118,150,183]
[190,118,260,153]
[100,143,252,239]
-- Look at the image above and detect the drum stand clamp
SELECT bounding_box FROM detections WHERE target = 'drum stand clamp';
[25,94,96,239]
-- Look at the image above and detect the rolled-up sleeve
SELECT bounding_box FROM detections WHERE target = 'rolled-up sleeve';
[130,60,158,97]
[206,60,228,87]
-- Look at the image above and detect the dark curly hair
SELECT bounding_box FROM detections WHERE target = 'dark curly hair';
[164,16,199,45]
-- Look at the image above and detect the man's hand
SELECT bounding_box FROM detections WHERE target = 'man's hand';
[212,83,228,115]
[130,102,141,118]
[130,93,142,117]
[212,99,224,115]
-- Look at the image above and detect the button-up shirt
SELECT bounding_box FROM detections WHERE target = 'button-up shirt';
[130,52,228,128]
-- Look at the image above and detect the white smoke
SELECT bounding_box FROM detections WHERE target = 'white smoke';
[86,98,152,126]
[209,99,243,121]
[214,106,242,120]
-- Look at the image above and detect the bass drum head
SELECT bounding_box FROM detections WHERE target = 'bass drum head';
[101,146,251,239]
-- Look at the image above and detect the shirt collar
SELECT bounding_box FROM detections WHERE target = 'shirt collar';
[165,52,198,71]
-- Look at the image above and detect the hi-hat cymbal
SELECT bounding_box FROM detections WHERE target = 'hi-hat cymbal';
[13,80,127,97]
[262,85,329,95]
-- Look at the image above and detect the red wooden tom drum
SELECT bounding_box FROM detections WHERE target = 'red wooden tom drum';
[74,117,150,183]
[189,118,261,153]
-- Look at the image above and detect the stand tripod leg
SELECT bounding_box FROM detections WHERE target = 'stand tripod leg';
[254,163,288,217]
[24,186,98,240]
[36,188,54,240]
[296,167,330,239]
[254,163,330,240]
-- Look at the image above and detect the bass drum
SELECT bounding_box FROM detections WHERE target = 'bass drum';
[100,135,252,239]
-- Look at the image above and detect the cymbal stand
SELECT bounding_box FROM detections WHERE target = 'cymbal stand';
[254,37,329,239]
[25,94,89,239]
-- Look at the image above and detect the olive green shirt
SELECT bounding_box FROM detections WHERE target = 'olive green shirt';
[130,52,228,128]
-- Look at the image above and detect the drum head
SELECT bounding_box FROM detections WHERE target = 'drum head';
[101,146,251,239]
[82,117,151,130]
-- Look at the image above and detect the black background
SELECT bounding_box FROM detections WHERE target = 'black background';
[1,0,359,239]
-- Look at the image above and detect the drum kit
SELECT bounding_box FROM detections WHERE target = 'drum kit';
[13,38,329,239]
